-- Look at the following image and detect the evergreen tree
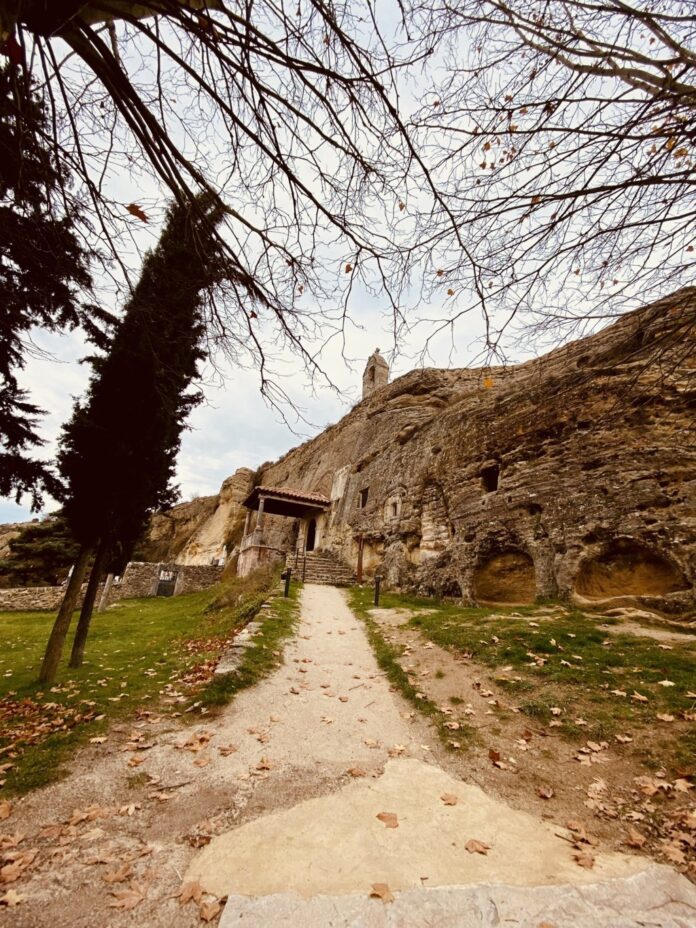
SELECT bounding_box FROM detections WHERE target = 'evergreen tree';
[0,514,80,588]
[39,195,227,682]
[0,64,110,510]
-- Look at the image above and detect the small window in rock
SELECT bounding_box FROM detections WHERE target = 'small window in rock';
[359,487,369,508]
[390,501,398,517]
[480,463,500,493]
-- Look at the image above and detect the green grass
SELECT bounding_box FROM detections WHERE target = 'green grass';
[349,587,696,773]
[0,571,298,795]
[348,586,476,750]
[197,582,300,708]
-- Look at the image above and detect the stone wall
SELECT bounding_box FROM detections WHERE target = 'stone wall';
[0,561,223,612]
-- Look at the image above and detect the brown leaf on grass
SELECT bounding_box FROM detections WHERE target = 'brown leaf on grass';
[656,713,675,722]
[103,863,132,884]
[0,889,24,907]
[347,767,367,778]
[624,827,647,849]
[177,881,204,905]
[0,802,10,822]
[465,839,490,855]
[200,899,222,922]
[376,812,398,829]
[440,793,458,806]
[537,786,555,800]
[630,691,648,703]
[572,849,595,869]
[370,882,394,903]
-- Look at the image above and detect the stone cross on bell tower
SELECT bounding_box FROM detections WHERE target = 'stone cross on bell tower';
[362,348,389,399]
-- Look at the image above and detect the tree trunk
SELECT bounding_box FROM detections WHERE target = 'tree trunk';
[98,572,115,612]
[39,544,92,684]
[69,539,109,669]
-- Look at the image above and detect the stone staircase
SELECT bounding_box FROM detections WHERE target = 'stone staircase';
[286,550,356,586]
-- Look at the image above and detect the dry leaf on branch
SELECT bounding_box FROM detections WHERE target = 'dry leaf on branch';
[465,839,490,855]
[370,882,394,903]
[126,203,148,222]
[376,812,398,829]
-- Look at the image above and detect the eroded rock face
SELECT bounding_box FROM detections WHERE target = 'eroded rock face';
[140,495,219,562]
[143,288,696,616]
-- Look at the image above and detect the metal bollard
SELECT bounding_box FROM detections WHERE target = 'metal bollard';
[374,574,382,606]
[284,568,292,598]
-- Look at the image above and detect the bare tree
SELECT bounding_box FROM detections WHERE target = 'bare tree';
[405,0,695,358]
[1,1,438,399]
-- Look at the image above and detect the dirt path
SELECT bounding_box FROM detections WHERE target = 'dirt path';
[2,585,694,927]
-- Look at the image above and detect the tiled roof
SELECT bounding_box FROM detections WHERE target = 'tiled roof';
[250,485,330,505]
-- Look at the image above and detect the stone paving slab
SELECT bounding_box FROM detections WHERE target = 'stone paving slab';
[220,868,696,927]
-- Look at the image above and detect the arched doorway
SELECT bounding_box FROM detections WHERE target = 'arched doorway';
[306,518,317,552]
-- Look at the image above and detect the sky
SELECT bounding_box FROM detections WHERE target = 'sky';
[2,272,506,525]
[1,3,640,526]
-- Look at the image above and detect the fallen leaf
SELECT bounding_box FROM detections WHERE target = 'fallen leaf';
[347,767,367,778]
[537,786,555,800]
[103,863,132,884]
[465,839,490,855]
[0,889,24,907]
[218,745,237,756]
[657,680,675,688]
[573,849,595,869]
[440,793,458,806]
[624,827,647,849]
[370,882,394,903]
[199,899,222,921]
[193,755,210,768]
[656,713,675,723]
[376,812,398,829]
[488,748,501,764]
[109,882,147,909]
[177,881,204,905]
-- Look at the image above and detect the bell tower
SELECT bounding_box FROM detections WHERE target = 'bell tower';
[362,348,389,399]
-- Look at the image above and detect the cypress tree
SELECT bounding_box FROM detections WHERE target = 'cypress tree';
[39,194,227,682]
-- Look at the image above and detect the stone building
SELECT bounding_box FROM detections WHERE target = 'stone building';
[179,289,696,616]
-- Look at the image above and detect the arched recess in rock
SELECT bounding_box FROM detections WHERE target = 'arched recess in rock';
[419,481,453,559]
[473,550,536,604]
[575,540,688,599]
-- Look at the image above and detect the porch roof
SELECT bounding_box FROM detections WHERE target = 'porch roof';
[243,485,330,518]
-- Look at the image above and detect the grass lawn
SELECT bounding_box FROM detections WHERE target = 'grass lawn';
[350,586,696,772]
[0,574,299,795]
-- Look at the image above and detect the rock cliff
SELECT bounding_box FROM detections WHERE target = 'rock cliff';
[159,288,695,616]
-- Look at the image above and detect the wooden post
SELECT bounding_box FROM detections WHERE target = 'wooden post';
[356,535,364,583]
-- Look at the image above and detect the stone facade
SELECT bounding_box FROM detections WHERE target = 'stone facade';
[142,288,695,617]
